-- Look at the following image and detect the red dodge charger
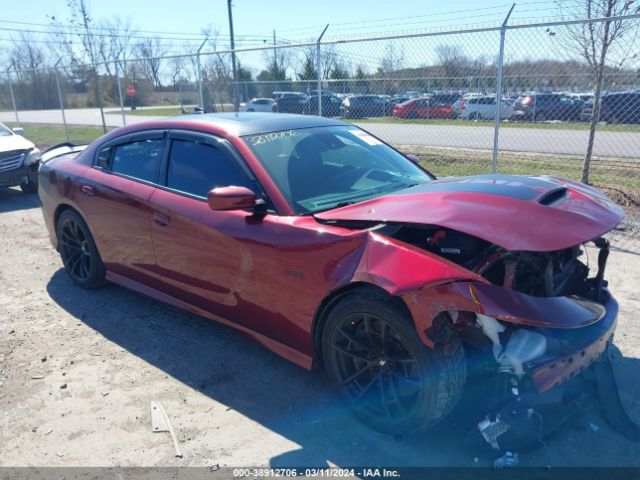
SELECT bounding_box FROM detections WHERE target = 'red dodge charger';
[39,113,623,441]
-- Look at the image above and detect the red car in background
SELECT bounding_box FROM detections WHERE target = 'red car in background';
[393,95,458,119]
[39,113,623,442]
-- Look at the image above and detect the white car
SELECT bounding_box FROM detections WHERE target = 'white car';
[0,122,41,194]
[239,98,276,112]
[454,96,514,120]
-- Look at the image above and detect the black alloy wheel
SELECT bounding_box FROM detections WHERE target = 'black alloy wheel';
[323,294,466,434]
[56,210,106,288]
[330,311,424,424]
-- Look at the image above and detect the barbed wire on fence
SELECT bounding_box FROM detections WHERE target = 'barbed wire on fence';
[0,12,639,182]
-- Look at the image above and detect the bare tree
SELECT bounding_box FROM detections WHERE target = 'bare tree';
[295,45,339,83]
[263,45,291,81]
[8,32,55,109]
[435,44,471,79]
[50,0,108,131]
[379,42,405,73]
[100,17,137,75]
[561,0,640,183]
[135,37,168,88]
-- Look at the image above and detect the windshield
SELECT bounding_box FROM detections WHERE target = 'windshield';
[0,123,13,137]
[243,125,432,214]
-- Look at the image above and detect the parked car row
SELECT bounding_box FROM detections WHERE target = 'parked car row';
[236,89,640,124]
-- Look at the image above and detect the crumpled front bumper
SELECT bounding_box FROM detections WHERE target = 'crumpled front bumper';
[524,290,617,393]
[404,280,618,395]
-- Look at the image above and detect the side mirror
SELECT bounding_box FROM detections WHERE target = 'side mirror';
[207,186,258,211]
[12,127,25,136]
[406,154,421,165]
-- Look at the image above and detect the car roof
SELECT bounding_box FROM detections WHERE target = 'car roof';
[149,112,348,136]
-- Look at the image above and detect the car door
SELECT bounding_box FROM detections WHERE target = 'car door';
[415,99,429,117]
[481,97,496,119]
[148,130,282,338]
[430,98,449,118]
[79,130,165,287]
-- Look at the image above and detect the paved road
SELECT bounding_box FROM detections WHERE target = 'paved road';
[1,108,639,158]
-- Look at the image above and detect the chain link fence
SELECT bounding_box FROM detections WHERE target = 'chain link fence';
[1,14,639,190]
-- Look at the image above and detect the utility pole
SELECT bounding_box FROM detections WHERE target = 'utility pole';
[227,0,239,112]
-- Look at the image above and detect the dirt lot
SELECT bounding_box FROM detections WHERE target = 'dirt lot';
[1,186,640,470]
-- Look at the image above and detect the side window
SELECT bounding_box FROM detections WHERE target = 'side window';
[110,139,164,183]
[167,139,253,198]
[97,147,113,169]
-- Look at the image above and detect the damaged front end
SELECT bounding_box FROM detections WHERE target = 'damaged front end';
[317,174,633,448]
[385,225,628,450]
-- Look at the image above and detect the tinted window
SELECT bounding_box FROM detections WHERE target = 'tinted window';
[110,139,164,183]
[97,147,113,169]
[167,140,253,197]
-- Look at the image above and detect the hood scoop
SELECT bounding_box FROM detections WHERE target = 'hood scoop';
[538,187,568,206]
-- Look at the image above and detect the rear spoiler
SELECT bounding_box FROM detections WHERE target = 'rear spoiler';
[41,143,88,163]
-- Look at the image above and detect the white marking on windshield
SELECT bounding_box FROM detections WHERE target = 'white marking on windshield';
[247,130,300,146]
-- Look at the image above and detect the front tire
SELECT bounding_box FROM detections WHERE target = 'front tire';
[322,293,466,434]
[56,210,106,288]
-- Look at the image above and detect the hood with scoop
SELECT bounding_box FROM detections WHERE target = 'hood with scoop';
[315,174,624,252]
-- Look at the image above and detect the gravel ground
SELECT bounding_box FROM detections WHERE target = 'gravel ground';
[1,187,639,470]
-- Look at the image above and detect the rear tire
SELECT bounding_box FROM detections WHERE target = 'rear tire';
[322,293,466,434]
[56,210,106,289]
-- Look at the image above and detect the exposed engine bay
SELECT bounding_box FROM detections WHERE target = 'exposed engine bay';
[378,223,610,302]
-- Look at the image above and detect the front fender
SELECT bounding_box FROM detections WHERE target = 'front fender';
[350,231,486,294]
[346,232,485,347]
